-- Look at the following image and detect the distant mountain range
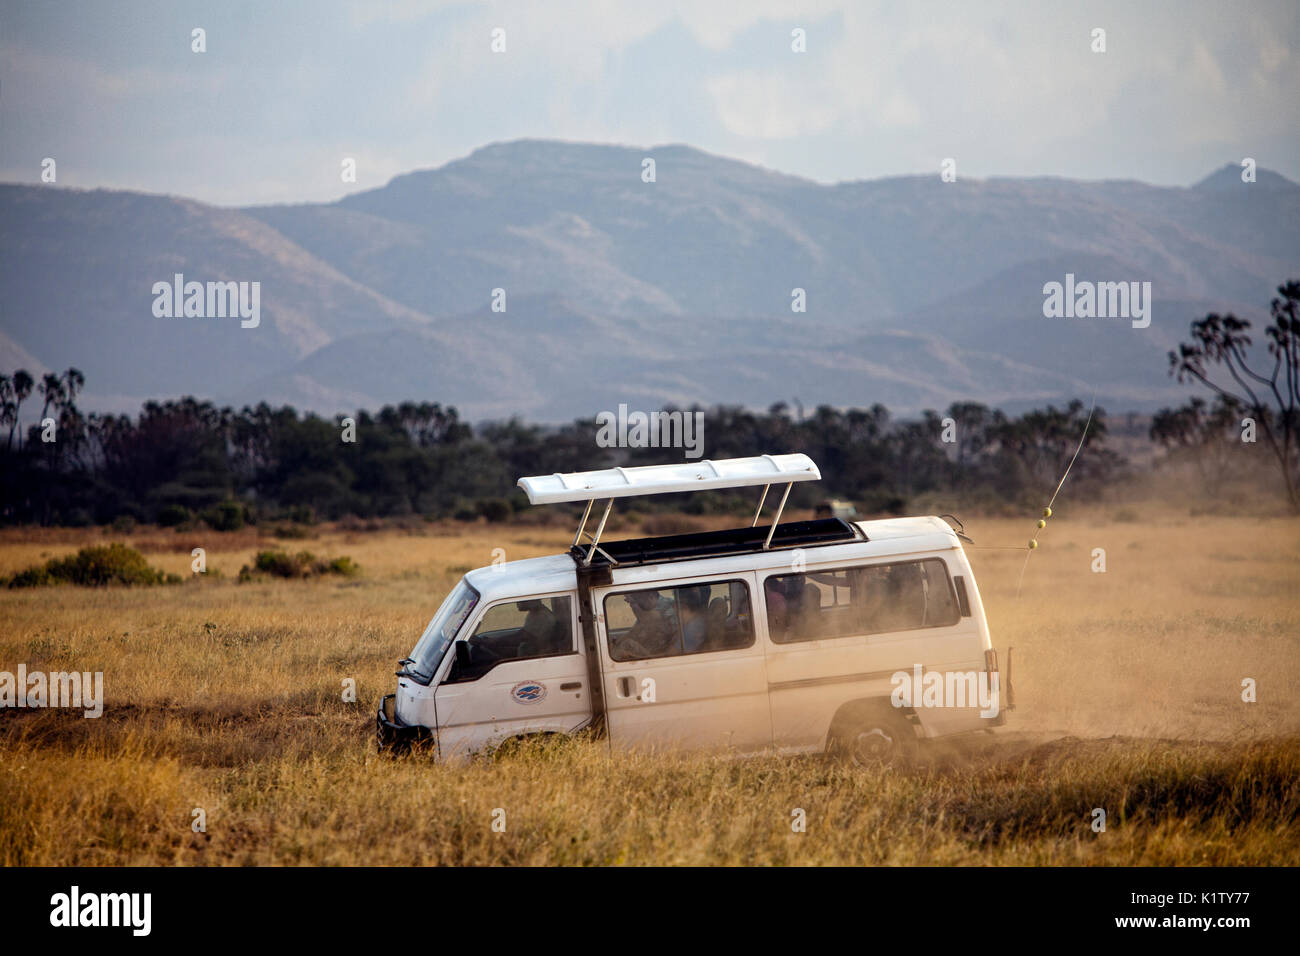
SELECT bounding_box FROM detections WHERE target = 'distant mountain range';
[2,141,1297,420]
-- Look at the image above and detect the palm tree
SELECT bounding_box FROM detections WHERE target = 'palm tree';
[10,369,33,449]
[0,369,35,451]
[38,372,65,424]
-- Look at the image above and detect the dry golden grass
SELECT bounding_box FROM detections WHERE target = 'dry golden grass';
[1,507,1297,865]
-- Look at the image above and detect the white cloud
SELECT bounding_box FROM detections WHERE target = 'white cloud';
[707,71,840,139]
[3,0,1297,202]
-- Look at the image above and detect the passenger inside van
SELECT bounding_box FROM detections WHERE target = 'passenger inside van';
[706,595,728,648]
[678,585,710,652]
[868,564,927,631]
[765,577,819,640]
[714,581,753,649]
[856,565,891,631]
[765,578,799,639]
[795,580,823,638]
[764,580,788,635]
[765,559,959,644]
[517,599,568,656]
[617,590,679,659]
[448,596,573,682]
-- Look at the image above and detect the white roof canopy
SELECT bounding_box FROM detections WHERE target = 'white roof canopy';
[517,453,821,505]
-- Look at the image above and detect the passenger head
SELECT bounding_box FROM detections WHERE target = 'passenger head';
[775,576,806,607]
[678,585,709,615]
[626,590,660,614]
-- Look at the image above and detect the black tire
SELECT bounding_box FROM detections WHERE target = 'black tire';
[831,706,918,767]
[377,737,412,757]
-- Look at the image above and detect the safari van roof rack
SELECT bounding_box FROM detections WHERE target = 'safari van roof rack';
[516,453,835,743]
[517,453,829,568]
[569,517,862,569]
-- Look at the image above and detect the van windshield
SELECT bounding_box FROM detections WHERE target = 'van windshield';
[407,580,480,683]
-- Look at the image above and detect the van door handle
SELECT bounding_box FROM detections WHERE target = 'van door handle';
[617,677,634,697]
[561,682,582,691]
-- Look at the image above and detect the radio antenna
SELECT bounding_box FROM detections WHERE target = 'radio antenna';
[1016,392,1097,598]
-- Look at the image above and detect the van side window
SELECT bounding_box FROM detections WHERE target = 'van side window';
[764,558,959,643]
[446,595,574,682]
[604,580,754,662]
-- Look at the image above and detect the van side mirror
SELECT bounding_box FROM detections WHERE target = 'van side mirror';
[454,641,472,670]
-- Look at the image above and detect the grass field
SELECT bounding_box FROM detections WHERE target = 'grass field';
[1,508,1298,865]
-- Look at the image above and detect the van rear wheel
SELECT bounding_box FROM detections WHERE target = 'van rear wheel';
[833,710,917,767]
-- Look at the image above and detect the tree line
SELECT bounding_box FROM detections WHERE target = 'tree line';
[3,278,1293,526]
[0,374,1121,526]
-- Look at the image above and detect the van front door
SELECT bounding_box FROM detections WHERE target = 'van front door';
[594,576,772,754]
[433,594,590,760]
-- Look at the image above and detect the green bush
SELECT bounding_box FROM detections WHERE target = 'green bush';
[271,523,314,539]
[238,549,360,582]
[203,500,247,532]
[257,550,310,577]
[110,514,137,534]
[477,497,513,522]
[287,505,316,525]
[157,504,192,527]
[7,566,55,588]
[7,543,178,588]
[327,556,360,577]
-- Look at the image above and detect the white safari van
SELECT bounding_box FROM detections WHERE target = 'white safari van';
[377,454,1010,764]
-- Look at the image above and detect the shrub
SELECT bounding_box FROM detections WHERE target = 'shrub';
[337,514,382,532]
[238,549,360,582]
[203,500,247,532]
[327,556,360,577]
[7,543,179,588]
[270,523,314,539]
[256,550,311,578]
[157,504,192,527]
[477,497,513,522]
[7,566,55,588]
[287,505,316,525]
[110,514,137,534]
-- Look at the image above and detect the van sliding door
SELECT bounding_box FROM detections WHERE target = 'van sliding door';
[593,574,772,754]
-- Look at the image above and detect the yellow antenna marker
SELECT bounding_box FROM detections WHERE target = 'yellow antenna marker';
[1016,393,1096,597]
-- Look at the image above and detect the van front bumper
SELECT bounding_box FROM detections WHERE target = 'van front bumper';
[376,693,435,753]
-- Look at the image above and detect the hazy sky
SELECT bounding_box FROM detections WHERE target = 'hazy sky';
[2,0,1297,205]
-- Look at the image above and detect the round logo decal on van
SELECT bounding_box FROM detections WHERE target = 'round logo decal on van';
[511,681,547,704]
